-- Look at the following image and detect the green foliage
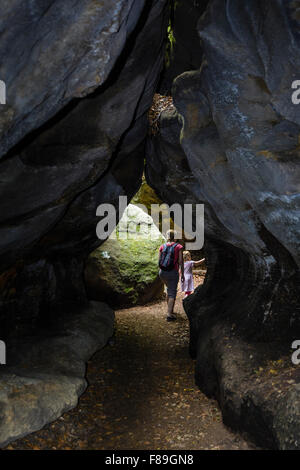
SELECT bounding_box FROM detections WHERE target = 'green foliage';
[168,24,176,53]
[165,21,176,68]
[165,0,178,69]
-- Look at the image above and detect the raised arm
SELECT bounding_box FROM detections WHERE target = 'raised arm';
[193,258,205,267]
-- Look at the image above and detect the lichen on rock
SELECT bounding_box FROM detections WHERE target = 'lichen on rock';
[85,205,165,308]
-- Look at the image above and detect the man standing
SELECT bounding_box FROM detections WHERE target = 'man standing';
[158,230,184,321]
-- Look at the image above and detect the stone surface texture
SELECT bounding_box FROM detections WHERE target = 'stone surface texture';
[146,0,300,449]
[0,0,169,337]
[0,301,114,448]
[85,204,165,308]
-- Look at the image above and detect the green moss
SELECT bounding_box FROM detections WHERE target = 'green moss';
[165,21,176,68]
[131,178,174,232]
[164,0,180,68]
[131,177,162,210]
[89,233,164,304]
[87,203,166,307]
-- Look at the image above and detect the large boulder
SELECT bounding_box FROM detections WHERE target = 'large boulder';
[85,204,165,308]
[0,301,114,448]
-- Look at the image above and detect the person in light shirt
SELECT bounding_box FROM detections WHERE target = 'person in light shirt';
[181,250,205,298]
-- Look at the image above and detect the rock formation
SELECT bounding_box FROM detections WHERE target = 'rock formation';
[0,302,114,447]
[0,0,168,447]
[159,0,209,93]
[0,0,169,338]
[146,0,300,449]
[85,204,164,308]
[0,0,300,450]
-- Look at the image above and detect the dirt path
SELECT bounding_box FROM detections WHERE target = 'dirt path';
[6,277,255,450]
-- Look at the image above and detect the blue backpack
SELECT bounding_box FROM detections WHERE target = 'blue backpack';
[159,243,178,271]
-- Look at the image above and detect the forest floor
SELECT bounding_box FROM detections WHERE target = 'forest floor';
[5,274,256,450]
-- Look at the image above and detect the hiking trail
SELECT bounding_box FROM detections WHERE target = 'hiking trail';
[5,277,256,450]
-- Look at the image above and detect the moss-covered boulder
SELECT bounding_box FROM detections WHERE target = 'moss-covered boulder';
[85,205,165,308]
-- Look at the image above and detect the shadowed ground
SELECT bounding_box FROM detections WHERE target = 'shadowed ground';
[5,276,257,450]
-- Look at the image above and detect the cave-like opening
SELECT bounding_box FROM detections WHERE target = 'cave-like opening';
[0,0,299,452]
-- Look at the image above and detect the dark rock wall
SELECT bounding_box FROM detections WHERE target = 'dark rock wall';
[146,0,300,342]
[159,0,209,93]
[0,0,299,449]
[146,0,300,448]
[0,0,146,157]
[0,0,169,338]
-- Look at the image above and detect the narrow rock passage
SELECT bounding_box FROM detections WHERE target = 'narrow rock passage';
[6,279,255,450]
